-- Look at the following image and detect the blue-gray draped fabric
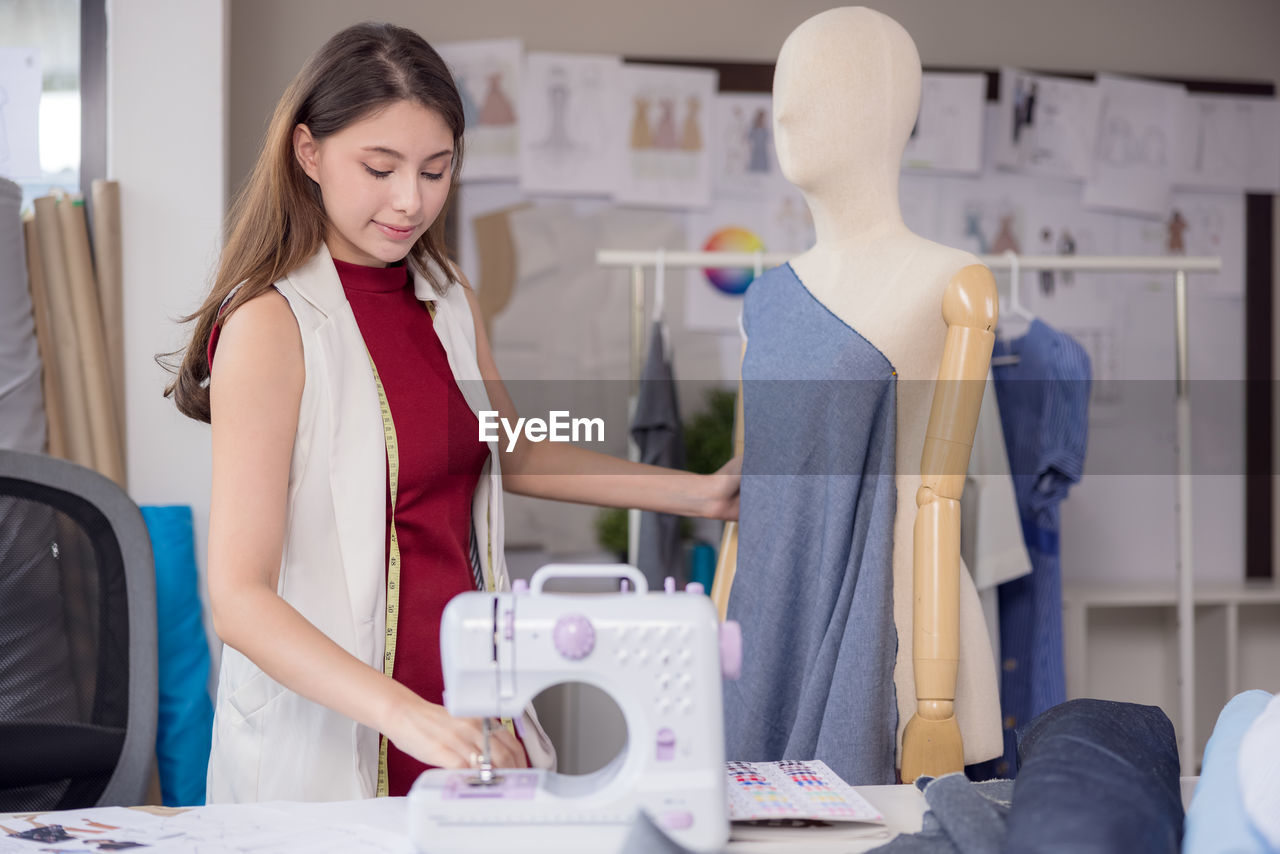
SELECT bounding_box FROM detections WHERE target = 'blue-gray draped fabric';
[725,262,898,785]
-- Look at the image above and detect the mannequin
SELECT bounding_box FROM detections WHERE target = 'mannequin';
[712,7,1002,780]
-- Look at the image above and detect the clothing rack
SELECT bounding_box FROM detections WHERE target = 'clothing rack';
[596,248,1223,775]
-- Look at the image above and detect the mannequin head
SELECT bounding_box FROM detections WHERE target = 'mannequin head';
[773,7,920,225]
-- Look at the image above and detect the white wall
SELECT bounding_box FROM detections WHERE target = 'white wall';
[227,1,1280,196]
[108,0,227,658]
[108,2,1280,591]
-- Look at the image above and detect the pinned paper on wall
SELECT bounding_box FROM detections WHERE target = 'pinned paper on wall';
[518,52,624,197]
[712,92,786,199]
[616,63,718,209]
[902,72,987,175]
[437,39,523,182]
[1083,74,1186,217]
[993,68,1102,181]
[0,47,43,180]
[1174,94,1280,193]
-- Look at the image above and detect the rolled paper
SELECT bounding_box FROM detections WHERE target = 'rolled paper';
[58,193,126,487]
[92,179,127,459]
[22,215,68,458]
[33,195,96,470]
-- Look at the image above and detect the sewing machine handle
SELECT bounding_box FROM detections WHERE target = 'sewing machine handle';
[529,563,649,595]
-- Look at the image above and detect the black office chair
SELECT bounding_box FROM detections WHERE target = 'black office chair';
[0,449,157,810]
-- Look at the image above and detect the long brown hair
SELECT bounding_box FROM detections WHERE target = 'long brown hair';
[163,21,465,423]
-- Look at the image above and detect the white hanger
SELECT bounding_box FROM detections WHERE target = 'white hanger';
[652,248,673,363]
[652,247,666,323]
[992,250,1029,366]
[1003,249,1033,324]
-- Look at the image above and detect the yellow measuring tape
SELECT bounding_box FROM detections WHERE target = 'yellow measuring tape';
[372,348,402,800]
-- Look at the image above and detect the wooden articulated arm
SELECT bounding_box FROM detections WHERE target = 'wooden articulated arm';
[901,263,998,781]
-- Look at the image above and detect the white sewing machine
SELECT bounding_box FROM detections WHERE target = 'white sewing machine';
[408,564,742,853]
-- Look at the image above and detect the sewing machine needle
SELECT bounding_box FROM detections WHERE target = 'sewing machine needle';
[478,718,495,785]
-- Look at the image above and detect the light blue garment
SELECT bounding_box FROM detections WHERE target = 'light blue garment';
[724,262,898,785]
[1184,690,1275,854]
[1240,693,1280,850]
[140,505,214,806]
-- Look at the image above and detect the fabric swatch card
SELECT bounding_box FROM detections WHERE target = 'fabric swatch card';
[726,760,884,823]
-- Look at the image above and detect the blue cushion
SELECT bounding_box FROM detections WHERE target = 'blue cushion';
[140,505,213,806]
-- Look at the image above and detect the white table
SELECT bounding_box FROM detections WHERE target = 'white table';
[0,779,1198,853]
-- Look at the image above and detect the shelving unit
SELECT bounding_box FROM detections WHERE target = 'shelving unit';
[1063,580,1280,771]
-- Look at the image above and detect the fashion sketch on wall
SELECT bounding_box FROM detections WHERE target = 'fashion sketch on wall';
[436,39,522,181]
[1083,74,1185,216]
[518,52,624,196]
[712,93,789,199]
[617,64,717,209]
[901,72,986,174]
[994,69,1101,181]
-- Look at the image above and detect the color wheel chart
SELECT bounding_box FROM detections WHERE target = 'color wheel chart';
[701,226,765,294]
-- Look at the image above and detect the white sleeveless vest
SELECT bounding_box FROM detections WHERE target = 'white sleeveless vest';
[206,243,554,803]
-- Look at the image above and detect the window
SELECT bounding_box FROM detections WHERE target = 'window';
[0,0,81,211]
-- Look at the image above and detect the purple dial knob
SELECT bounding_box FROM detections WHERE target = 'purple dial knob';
[720,620,742,680]
[553,614,596,660]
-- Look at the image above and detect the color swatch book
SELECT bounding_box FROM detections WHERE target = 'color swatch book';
[726,759,885,827]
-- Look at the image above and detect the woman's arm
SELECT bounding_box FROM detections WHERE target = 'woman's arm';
[208,290,524,770]
[461,286,740,520]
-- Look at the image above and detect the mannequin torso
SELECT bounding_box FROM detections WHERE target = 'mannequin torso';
[718,6,1003,773]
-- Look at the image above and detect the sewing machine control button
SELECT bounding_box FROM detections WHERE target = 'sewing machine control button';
[664,576,676,593]
[635,649,649,666]
[658,698,672,714]
[553,614,596,660]
[656,727,676,761]
[659,650,672,666]
[679,673,693,689]
[720,620,743,680]
[661,810,694,830]
[680,650,693,666]
[680,698,693,715]
[658,673,671,689]
[685,582,705,595]
[616,649,629,665]
[512,578,529,594]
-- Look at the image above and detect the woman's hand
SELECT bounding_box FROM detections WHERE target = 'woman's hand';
[383,695,529,770]
[702,455,742,521]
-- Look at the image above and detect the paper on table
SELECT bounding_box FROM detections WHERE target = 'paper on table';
[0,803,412,853]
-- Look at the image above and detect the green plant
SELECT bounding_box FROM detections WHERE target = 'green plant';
[683,387,736,475]
[595,506,629,559]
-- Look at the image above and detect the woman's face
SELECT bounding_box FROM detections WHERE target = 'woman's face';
[294,99,455,267]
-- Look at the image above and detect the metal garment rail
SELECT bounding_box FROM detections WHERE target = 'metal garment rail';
[596,248,1223,775]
